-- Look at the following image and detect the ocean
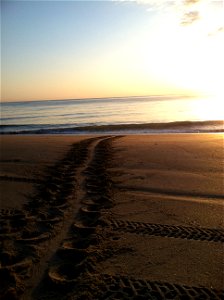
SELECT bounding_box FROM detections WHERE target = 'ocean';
[0,95,223,134]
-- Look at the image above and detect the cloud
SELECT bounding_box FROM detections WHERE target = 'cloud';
[208,26,224,37]
[181,10,200,25]
[180,0,201,26]
[183,0,200,5]
[116,0,201,24]
[116,0,223,29]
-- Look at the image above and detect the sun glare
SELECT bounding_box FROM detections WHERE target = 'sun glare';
[192,96,224,121]
[135,1,224,98]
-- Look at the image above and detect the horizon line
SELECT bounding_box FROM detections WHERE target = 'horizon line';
[1,93,202,104]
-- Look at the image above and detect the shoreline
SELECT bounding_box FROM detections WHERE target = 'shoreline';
[1,120,223,135]
[0,134,223,299]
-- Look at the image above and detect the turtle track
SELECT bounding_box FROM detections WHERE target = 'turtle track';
[33,136,118,299]
[0,137,102,300]
[81,137,116,209]
[108,219,224,243]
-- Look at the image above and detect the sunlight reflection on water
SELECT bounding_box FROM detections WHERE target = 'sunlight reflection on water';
[1,96,223,131]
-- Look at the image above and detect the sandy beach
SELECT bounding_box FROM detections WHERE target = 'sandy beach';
[0,134,223,299]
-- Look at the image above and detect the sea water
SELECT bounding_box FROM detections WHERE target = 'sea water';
[0,95,223,134]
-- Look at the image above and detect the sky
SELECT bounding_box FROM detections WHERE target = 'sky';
[1,0,224,102]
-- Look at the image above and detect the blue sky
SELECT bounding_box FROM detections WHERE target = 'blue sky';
[1,0,223,101]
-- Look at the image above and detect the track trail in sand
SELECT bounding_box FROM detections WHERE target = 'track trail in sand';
[1,135,223,300]
[1,136,113,299]
[24,136,113,299]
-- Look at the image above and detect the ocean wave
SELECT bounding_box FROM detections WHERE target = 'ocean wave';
[0,120,223,135]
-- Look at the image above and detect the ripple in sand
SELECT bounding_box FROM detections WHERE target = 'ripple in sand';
[48,263,84,286]
[18,231,50,243]
[80,206,101,219]
[57,246,87,263]
[72,222,96,236]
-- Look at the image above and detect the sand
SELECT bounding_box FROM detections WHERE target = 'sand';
[0,134,223,299]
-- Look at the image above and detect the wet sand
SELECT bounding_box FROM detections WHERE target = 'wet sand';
[0,134,223,299]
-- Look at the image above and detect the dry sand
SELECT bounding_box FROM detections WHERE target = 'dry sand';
[0,134,223,299]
